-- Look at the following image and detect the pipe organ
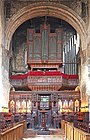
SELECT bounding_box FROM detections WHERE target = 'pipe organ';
[9,19,80,129]
[63,33,79,74]
[27,24,63,64]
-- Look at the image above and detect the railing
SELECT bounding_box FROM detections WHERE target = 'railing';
[74,127,90,140]
[10,71,78,89]
[74,120,90,133]
[61,120,67,130]
[28,76,62,85]
[0,121,25,140]
[64,121,90,140]
[13,120,27,131]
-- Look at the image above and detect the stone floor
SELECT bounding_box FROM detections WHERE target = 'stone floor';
[22,135,65,140]
[22,129,66,140]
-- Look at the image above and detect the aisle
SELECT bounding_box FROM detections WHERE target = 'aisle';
[22,135,65,140]
[22,129,66,140]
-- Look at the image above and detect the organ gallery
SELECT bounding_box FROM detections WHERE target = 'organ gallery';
[0,1,90,139]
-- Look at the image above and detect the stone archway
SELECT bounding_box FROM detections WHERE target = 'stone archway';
[5,2,86,51]
[5,2,88,109]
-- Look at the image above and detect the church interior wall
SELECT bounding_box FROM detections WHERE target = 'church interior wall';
[0,0,89,114]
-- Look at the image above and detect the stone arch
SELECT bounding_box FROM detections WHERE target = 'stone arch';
[5,2,87,50]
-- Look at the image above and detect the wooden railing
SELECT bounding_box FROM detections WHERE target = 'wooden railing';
[74,121,90,133]
[0,124,23,140]
[64,121,90,140]
[74,127,90,140]
[61,120,67,130]
[13,120,27,131]
[10,75,78,89]
[0,120,26,140]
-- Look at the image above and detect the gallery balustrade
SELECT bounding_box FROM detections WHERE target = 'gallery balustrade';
[10,71,78,89]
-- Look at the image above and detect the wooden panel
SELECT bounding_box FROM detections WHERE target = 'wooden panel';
[27,29,34,42]
[10,72,79,89]
[0,123,24,140]
[33,36,41,59]
[27,24,63,63]
[57,43,62,59]
[28,32,33,41]
[28,43,33,59]
[49,35,56,60]
[42,28,48,60]
[61,120,67,130]
[65,122,90,140]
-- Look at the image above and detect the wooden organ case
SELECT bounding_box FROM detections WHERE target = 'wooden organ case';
[27,23,63,67]
[27,23,63,128]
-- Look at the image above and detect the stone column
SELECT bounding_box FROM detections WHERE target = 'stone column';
[87,0,90,124]
[89,97,90,125]
[0,0,11,112]
[0,0,4,112]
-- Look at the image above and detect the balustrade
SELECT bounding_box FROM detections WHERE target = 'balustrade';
[0,123,24,140]
[64,121,90,140]
[28,76,62,84]
[10,72,78,89]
